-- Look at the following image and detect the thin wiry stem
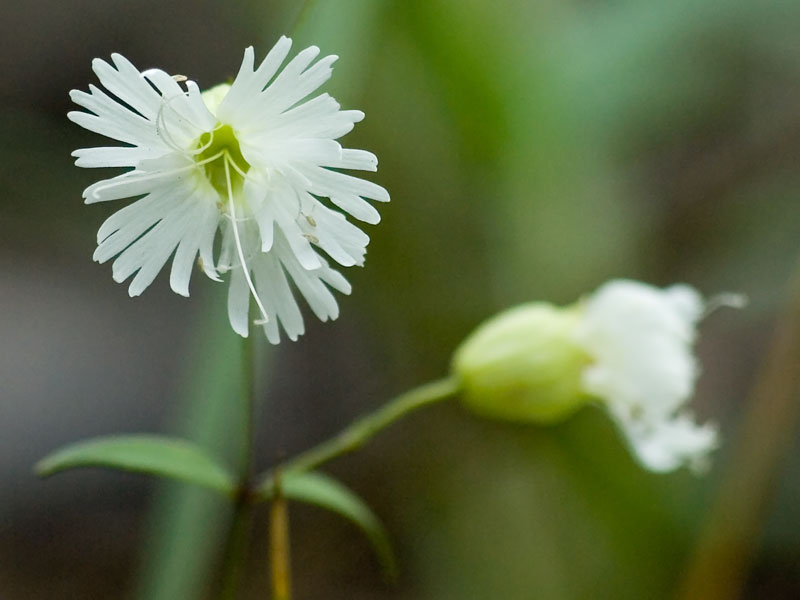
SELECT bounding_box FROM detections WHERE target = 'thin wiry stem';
[218,334,257,600]
[257,377,461,498]
[270,473,292,600]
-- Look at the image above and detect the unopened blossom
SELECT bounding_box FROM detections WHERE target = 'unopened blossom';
[453,280,741,474]
[69,37,388,343]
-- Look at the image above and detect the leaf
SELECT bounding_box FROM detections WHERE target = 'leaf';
[35,434,235,496]
[276,470,398,580]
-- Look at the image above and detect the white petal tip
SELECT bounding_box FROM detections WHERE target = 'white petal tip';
[301,256,322,270]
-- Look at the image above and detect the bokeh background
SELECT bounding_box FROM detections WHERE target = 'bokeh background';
[2,0,800,598]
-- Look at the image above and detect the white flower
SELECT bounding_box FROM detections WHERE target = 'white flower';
[69,37,388,343]
[453,279,741,474]
[573,280,719,473]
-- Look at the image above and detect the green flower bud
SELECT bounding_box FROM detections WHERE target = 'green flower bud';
[452,302,592,424]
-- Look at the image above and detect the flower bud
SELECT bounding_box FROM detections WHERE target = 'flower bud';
[452,302,592,424]
[451,280,734,474]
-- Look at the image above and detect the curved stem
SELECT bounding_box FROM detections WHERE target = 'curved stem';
[257,377,460,497]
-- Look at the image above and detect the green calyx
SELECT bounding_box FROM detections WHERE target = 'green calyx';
[452,302,593,424]
[195,124,251,196]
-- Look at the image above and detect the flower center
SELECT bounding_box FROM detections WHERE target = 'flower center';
[195,124,250,196]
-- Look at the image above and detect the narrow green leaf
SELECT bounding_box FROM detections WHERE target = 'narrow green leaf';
[35,434,235,496]
[279,471,398,580]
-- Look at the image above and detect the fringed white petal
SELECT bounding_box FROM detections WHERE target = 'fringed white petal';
[73,39,385,342]
[227,267,251,337]
[613,411,718,474]
[574,279,715,472]
[254,250,305,343]
[217,39,294,123]
[94,54,162,120]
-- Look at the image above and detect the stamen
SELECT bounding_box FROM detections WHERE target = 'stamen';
[192,126,217,156]
[89,152,225,201]
[226,152,249,179]
[156,99,189,153]
[223,154,270,327]
[142,71,213,155]
[704,292,748,317]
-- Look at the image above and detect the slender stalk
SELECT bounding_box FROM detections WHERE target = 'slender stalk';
[678,252,800,600]
[239,331,257,482]
[258,377,460,496]
[218,494,254,600]
[219,334,258,599]
[270,472,292,600]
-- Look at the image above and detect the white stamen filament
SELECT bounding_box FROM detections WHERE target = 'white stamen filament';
[704,292,748,316]
[155,97,189,153]
[89,151,225,201]
[226,153,248,179]
[223,154,270,327]
[146,76,214,155]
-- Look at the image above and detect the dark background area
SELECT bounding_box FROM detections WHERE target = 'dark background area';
[2,0,800,598]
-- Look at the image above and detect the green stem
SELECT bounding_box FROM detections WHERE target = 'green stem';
[239,332,256,482]
[257,377,460,497]
[270,472,292,600]
[218,334,257,599]
[218,492,254,600]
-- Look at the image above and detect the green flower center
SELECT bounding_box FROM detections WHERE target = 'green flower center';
[195,124,250,196]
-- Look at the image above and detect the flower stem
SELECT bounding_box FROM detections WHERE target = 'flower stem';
[219,334,257,599]
[270,472,292,600]
[258,377,460,496]
[218,494,254,600]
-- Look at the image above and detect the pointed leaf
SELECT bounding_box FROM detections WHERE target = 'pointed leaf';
[278,470,397,579]
[35,434,235,495]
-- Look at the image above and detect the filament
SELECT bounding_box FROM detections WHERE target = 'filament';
[704,293,748,317]
[224,154,270,327]
[89,152,224,201]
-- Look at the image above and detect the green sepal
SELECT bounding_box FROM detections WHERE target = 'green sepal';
[35,434,235,496]
[264,470,398,580]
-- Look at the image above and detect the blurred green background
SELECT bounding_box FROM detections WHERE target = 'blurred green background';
[2,0,800,598]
